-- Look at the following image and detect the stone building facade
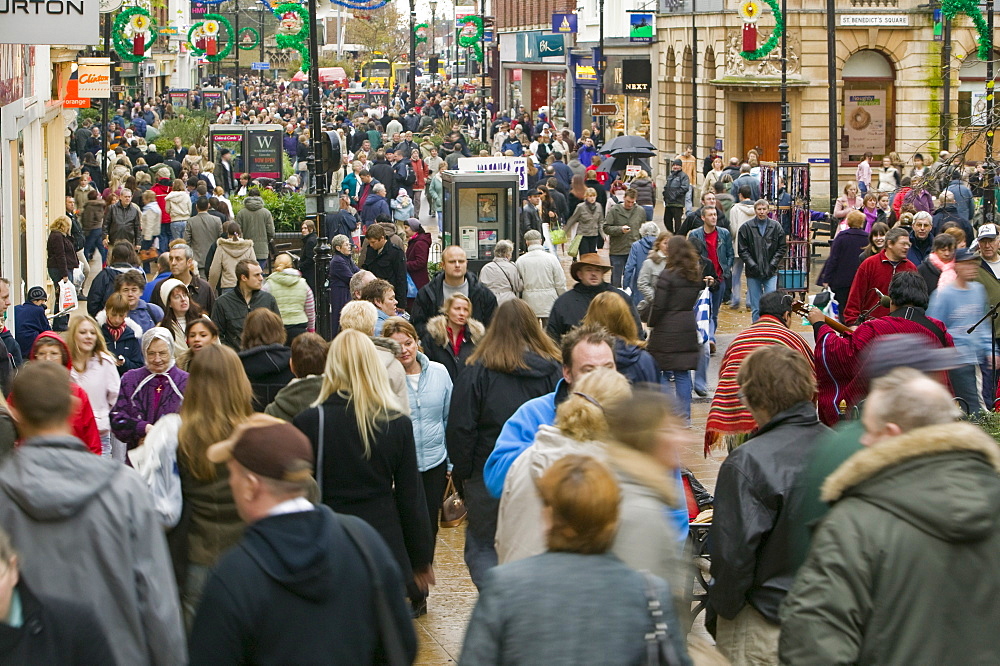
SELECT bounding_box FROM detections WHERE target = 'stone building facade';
[652,0,987,205]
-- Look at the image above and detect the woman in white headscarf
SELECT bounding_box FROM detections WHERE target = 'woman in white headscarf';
[110,327,189,451]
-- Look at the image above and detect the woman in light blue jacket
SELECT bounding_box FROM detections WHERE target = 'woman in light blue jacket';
[384,318,452,563]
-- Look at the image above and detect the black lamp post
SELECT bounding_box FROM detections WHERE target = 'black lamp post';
[826,0,837,206]
[409,0,417,105]
[984,1,996,228]
[777,0,789,163]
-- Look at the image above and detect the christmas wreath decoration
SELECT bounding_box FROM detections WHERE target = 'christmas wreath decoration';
[274,3,310,72]
[238,26,261,50]
[414,22,428,45]
[941,0,992,59]
[739,0,782,61]
[187,14,235,62]
[330,0,390,10]
[457,15,484,62]
[112,6,158,62]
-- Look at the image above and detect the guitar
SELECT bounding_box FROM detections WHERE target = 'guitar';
[791,300,853,336]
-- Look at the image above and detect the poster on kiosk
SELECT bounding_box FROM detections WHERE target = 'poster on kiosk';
[208,124,283,180]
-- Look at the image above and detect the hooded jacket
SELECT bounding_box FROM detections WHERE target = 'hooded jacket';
[141,200,162,241]
[164,190,191,222]
[263,269,313,329]
[405,353,452,473]
[239,343,294,412]
[780,422,1000,665]
[96,312,144,374]
[0,435,186,665]
[371,336,410,414]
[446,351,562,482]
[623,234,656,305]
[81,198,106,232]
[12,302,50,360]
[208,237,256,290]
[546,282,642,342]
[613,338,660,385]
[263,375,323,422]
[16,332,102,455]
[87,263,142,317]
[188,508,416,665]
[234,196,275,260]
[421,314,485,382]
[728,200,756,252]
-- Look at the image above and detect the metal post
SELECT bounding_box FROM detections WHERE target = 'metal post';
[234,0,241,101]
[314,236,333,339]
[942,16,951,152]
[307,0,325,202]
[984,0,996,227]
[598,0,604,140]
[777,0,789,162]
[480,0,487,142]
[691,0,698,156]
[101,13,111,179]
[259,1,265,66]
[826,0,838,207]
[409,0,417,106]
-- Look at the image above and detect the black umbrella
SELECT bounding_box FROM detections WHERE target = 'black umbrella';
[607,146,657,159]
[597,155,651,173]
[600,135,656,154]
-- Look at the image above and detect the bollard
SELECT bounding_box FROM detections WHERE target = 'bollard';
[313,235,334,340]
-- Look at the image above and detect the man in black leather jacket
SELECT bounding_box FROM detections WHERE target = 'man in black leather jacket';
[736,199,787,322]
[706,344,829,665]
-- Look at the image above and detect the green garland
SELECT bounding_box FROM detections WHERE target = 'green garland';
[187,14,235,62]
[414,22,428,45]
[740,0,783,61]
[942,0,992,60]
[112,6,158,63]
[274,3,310,72]
[457,15,483,62]
[238,26,260,50]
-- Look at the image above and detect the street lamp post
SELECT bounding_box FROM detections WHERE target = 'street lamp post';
[777,0,789,163]
[408,0,416,105]
[430,0,437,81]
[984,0,996,227]
[826,0,837,206]
[597,0,604,141]
[691,0,698,157]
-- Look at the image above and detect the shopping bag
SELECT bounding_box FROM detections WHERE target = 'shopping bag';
[694,287,711,345]
[440,476,467,528]
[567,233,583,258]
[406,273,418,299]
[58,279,79,314]
[549,220,567,245]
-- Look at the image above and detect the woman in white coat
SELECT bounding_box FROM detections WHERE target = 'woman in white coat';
[514,229,567,324]
[67,315,122,458]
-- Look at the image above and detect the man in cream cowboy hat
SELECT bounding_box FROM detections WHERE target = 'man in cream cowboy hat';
[545,253,642,340]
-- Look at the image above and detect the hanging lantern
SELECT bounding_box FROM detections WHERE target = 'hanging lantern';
[737,0,761,53]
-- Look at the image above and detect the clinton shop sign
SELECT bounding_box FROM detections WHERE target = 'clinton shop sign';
[0,0,100,45]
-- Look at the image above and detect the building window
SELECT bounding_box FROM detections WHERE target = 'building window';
[841,49,895,165]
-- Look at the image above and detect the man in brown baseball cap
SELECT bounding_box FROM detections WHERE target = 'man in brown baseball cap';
[189,414,417,664]
[546,252,642,340]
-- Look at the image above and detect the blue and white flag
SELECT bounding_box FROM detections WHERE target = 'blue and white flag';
[695,287,712,345]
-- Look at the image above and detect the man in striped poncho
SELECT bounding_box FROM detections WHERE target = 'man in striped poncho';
[704,292,813,454]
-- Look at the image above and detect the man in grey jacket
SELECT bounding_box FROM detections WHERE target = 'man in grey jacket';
[0,362,186,666]
[234,188,275,268]
[185,196,223,276]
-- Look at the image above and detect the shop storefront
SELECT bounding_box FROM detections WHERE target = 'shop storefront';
[604,56,651,139]
[498,31,568,127]
[569,52,599,137]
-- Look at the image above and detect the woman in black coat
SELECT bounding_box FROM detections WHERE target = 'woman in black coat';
[817,210,870,320]
[293,330,433,615]
[47,215,79,332]
[298,219,318,292]
[420,294,485,381]
[238,309,294,411]
[647,236,716,424]
[446,299,563,590]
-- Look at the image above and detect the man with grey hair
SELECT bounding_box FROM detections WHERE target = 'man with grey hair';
[349,269,376,300]
[361,183,390,226]
[907,210,935,266]
[478,240,523,305]
[623,221,661,306]
[781,367,1000,665]
[516,230,567,325]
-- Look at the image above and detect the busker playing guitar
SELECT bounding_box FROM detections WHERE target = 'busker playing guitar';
[806,272,955,426]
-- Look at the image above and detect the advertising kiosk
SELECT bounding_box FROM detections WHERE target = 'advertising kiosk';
[207,124,284,180]
[441,171,521,275]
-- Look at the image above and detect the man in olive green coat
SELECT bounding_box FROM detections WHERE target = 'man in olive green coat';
[780,368,1000,665]
[602,188,644,289]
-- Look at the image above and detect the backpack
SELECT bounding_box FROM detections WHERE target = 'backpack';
[398,162,415,186]
[69,214,85,251]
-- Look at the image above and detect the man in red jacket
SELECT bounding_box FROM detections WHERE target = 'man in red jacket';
[842,227,915,325]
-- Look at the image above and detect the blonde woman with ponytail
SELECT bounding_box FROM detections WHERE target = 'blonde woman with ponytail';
[293,329,435,616]
[494,367,631,564]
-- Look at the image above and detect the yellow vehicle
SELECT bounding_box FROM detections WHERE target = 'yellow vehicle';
[392,62,409,89]
[360,58,391,88]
